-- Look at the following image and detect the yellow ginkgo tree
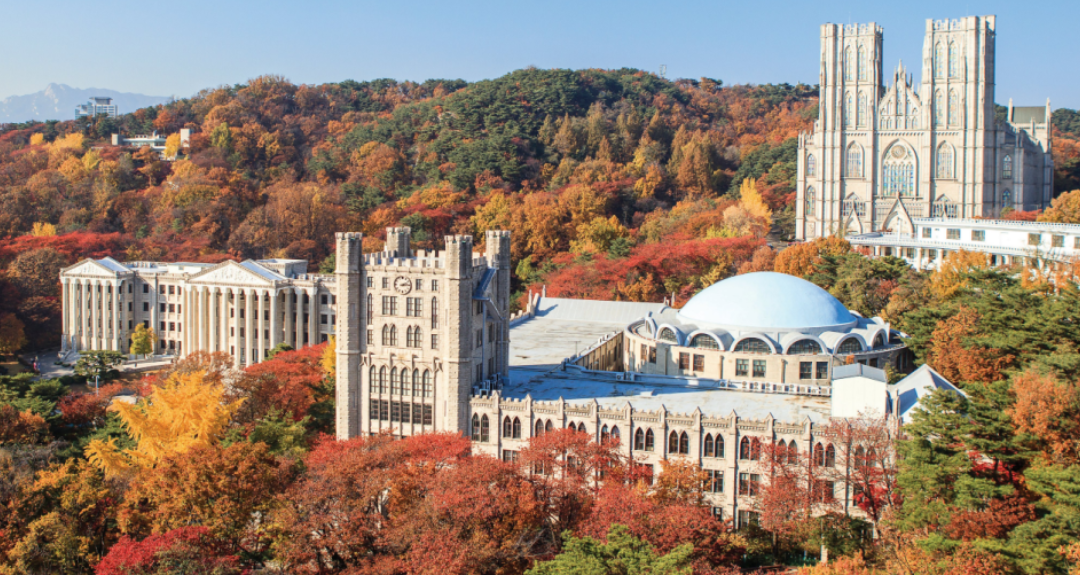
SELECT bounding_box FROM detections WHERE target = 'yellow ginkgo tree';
[85,370,244,477]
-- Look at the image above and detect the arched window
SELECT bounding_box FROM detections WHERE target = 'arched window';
[844,46,853,81]
[826,444,836,467]
[513,417,521,439]
[716,435,725,458]
[751,438,761,460]
[422,370,432,397]
[805,186,816,216]
[814,442,824,466]
[480,415,490,443]
[503,416,513,438]
[535,419,545,436]
[936,143,954,179]
[787,441,798,465]
[883,144,916,197]
[390,368,398,394]
[611,426,620,443]
[690,334,720,350]
[578,422,587,434]
[410,370,419,396]
[1003,189,1012,209]
[601,425,610,444]
[837,338,862,354]
[367,293,373,325]
[1003,155,1013,180]
[872,333,885,348]
[934,43,944,78]
[369,365,377,391]
[669,431,679,454]
[545,420,553,433]
[857,45,867,81]
[406,326,413,348]
[734,338,771,354]
[381,324,390,346]
[704,434,715,457]
[635,428,645,450]
[857,92,867,127]
[866,448,878,467]
[679,432,690,455]
[844,93,854,127]
[807,154,816,177]
[378,366,387,394]
[740,436,751,460]
[948,42,959,78]
[645,429,655,451]
[389,325,397,346]
[788,339,822,355]
[934,91,945,126]
[471,414,481,441]
[845,143,862,178]
[948,90,959,126]
[431,297,438,329]
[855,446,866,468]
[657,328,678,343]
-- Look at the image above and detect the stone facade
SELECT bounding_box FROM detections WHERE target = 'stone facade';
[796,16,1053,240]
[59,258,335,365]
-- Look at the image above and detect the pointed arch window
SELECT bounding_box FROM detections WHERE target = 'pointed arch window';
[844,46,853,81]
[545,420,553,433]
[389,368,398,394]
[716,435,725,458]
[825,444,836,467]
[1003,189,1012,209]
[948,42,959,78]
[645,429,655,451]
[668,431,679,454]
[934,91,945,127]
[1003,155,1013,180]
[635,428,646,450]
[611,426,620,443]
[601,424,610,444]
[411,370,419,396]
[948,90,959,126]
[679,432,690,454]
[806,154,816,178]
[503,416,513,438]
[844,143,862,178]
[378,366,387,394]
[883,144,916,197]
[936,143,955,179]
[787,441,798,464]
[814,442,825,466]
[844,93,854,128]
[805,186,816,217]
[381,324,390,346]
[857,92,868,127]
[512,417,521,438]
[422,370,432,397]
[857,45,867,81]
[934,43,945,78]
[480,415,490,442]
[704,434,715,457]
[740,436,751,460]
[400,368,409,393]
[535,419,545,436]
[471,414,481,441]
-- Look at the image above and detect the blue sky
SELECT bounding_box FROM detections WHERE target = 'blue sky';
[1,0,1076,108]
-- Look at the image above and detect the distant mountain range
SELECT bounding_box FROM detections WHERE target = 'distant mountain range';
[0,84,171,123]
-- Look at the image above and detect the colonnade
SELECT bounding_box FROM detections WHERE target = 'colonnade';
[181,285,322,366]
[61,277,126,353]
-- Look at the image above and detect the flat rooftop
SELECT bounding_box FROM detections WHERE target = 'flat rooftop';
[506,297,829,422]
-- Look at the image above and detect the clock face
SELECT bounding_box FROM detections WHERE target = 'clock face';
[394,276,412,294]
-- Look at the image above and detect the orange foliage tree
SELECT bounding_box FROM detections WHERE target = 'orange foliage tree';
[925,306,1014,384]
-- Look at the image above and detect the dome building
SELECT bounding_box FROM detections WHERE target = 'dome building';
[624,272,907,384]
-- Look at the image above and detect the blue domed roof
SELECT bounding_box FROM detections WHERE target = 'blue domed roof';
[676,272,856,332]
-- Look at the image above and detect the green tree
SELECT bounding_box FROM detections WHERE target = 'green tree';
[266,342,294,360]
[210,122,232,151]
[73,350,126,387]
[130,324,155,359]
[527,525,693,575]
[1007,463,1080,574]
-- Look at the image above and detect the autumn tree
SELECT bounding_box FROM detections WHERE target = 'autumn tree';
[95,527,244,575]
[130,324,155,359]
[6,247,68,298]
[925,306,1014,384]
[85,370,244,476]
[929,249,992,301]
[1038,189,1080,223]
[1010,368,1080,465]
[774,237,851,278]
[0,313,27,357]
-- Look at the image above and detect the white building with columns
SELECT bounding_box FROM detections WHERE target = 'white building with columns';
[59,257,336,365]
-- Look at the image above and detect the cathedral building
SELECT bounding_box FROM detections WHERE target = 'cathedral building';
[796,15,1053,240]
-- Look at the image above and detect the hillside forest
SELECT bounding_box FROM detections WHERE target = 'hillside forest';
[4,70,1080,574]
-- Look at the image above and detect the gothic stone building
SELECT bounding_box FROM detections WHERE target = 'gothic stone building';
[796,15,1053,240]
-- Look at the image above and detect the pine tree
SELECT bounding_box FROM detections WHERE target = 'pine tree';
[538,114,557,146]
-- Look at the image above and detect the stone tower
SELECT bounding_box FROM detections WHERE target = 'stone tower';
[335,232,365,439]
[443,234,475,435]
[485,230,512,380]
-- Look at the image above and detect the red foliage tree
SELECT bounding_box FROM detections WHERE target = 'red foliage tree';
[94,527,244,575]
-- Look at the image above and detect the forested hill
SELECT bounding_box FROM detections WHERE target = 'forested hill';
[1,69,1078,351]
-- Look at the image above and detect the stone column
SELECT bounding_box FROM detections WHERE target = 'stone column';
[284,288,294,350]
[245,288,255,366]
[60,278,69,352]
[308,287,319,347]
[89,281,98,350]
[270,288,280,350]
[234,289,243,364]
[254,290,264,364]
[75,281,83,351]
[113,280,122,352]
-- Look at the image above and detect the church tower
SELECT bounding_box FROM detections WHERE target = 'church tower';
[920,16,997,218]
